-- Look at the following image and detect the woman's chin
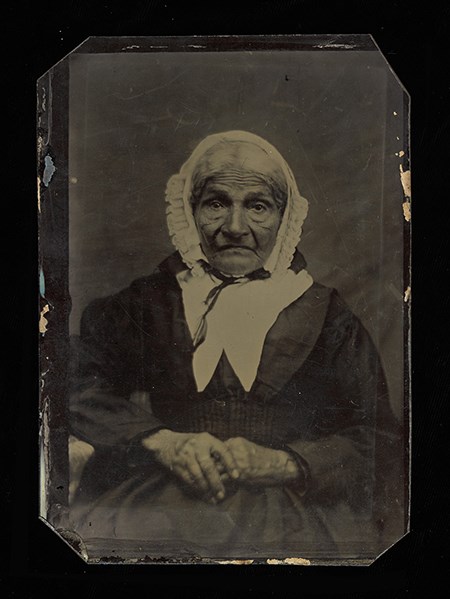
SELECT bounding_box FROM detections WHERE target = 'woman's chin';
[210,253,261,276]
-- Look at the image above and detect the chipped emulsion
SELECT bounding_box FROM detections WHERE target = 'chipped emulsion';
[37,88,46,212]
[266,557,311,566]
[402,201,411,223]
[37,80,53,211]
[400,164,411,222]
[40,304,50,334]
[40,367,50,392]
[37,176,41,212]
[39,396,50,519]
[43,155,56,187]
[41,85,46,112]
[39,268,50,334]
[39,266,46,297]
[399,165,411,198]
[39,524,89,562]
[393,110,411,221]
[38,76,52,521]
[404,286,411,303]
[37,86,46,150]
[216,559,255,565]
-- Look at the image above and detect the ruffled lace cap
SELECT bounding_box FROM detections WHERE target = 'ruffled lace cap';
[165,130,309,278]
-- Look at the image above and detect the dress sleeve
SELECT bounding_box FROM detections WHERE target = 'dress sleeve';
[69,287,165,449]
[286,293,402,513]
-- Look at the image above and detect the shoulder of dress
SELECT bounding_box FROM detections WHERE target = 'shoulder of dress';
[311,284,362,332]
[298,280,335,305]
[126,253,184,293]
[81,271,176,319]
[304,282,352,308]
[289,281,358,326]
[127,270,176,292]
[277,281,334,333]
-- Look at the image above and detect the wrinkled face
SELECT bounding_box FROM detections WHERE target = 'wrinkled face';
[192,143,285,276]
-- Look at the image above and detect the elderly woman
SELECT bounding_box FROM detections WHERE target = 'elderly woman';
[69,131,401,559]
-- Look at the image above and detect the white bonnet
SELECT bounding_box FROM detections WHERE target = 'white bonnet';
[165,130,308,279]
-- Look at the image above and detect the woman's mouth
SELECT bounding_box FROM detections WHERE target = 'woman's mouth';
[217,245,255,253]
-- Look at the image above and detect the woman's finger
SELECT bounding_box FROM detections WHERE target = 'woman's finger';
[172,464,196,488]
[211,443,240,480]
[185,459,210,494]
[196,454,225,500]
[225,438,253,475]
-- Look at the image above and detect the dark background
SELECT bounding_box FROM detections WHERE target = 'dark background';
[68,46,405,417]
[3,1,449,597]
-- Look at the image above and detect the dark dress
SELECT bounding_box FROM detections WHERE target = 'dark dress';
[69,252,404,560]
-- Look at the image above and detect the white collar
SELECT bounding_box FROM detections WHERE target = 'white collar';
[177,267,313,392]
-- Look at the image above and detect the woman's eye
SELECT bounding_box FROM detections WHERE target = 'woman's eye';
[206,199,224,210]
[251,203,267,212]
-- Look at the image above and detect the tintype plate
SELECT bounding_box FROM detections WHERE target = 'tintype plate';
[37,35,410,565]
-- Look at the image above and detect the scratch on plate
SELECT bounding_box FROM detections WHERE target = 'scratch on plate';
[404,286,411,303]
[266,557,311,566]
[386,282,403,301]
[271,101,297,110]
[362,153,373,171]
[121,45,140,50]
[40,304,50,334]
[112,72,184,100]
[314,43,354,49]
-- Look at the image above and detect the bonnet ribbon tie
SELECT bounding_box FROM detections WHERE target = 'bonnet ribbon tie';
[192,261,271,350]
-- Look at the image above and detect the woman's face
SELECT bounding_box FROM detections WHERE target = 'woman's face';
[193,144,284,276]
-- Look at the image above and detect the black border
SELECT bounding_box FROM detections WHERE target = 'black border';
[5,1,449,596]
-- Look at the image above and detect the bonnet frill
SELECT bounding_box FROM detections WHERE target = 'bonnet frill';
[165,130,309,279]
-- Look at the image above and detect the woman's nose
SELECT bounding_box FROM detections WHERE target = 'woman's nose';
[222,207,249,237]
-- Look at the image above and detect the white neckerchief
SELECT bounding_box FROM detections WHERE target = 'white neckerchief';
[177,267,313,392]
